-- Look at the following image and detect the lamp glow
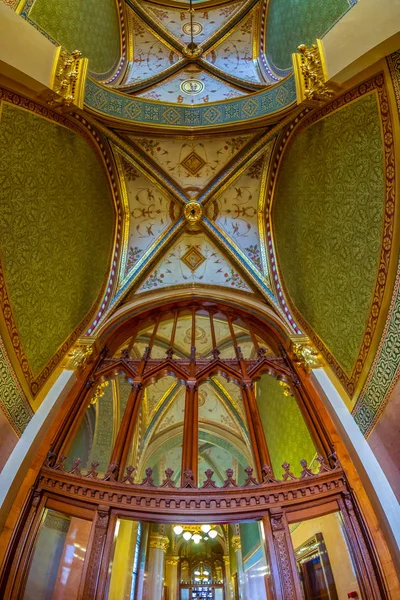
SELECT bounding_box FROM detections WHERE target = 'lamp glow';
[192,534,202,543]
[173,525,183,535]
[208,529,218,539]
[201,524,211,533]
[183,531,192,541]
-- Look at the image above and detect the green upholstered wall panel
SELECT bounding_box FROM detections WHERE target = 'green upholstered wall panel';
[240,522,261,562]
[0,104,114,375]
[273,92,385,377]
[266,0,354,72]
[29,0,120,75]
[256,375,316,477]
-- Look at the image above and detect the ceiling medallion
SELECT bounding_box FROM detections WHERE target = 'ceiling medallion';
[180,79,204,95]
[181,245,206,272]
[181,151,206,175]
[182,21,203,36]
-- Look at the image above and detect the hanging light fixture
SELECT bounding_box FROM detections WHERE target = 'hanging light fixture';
[201,524,211,533]
[173,525,184,535]
[192,533,202,544]
[183,531,192,541]
[208,529,218,539]
[186,0,198,55]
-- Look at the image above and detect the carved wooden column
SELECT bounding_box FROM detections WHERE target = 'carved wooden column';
[241,380,273,478]
[266,509,303,600]
[181,380,198,486]
[338,493,384,600]
[82,505,110,600]
[111,381,143,477]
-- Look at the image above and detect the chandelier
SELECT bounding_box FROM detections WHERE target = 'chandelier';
[173,524,218,542]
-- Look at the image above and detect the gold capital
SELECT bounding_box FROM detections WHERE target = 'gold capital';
[292,40,334,105]
[149,534,170,553]
[291,339,323,372]
[231,535,241,550]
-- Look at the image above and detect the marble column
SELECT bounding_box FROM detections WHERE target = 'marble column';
[231,535,247,600]
[223,556,233,600]
[145,533,169,600]
[165,555,180,600]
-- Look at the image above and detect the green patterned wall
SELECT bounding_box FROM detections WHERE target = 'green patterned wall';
[266,0,354,72]
[273,92,385,377]
[239,522,261,562]
[29,0,120,75]
[256,375,316,477]
[0,104,114,375]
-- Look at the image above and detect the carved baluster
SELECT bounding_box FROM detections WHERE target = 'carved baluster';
[281,462,296,481]
[299,459,314,478]
[161,468,176,488]
[82,506,110,600]
[316,455,330,473]
[103,462,118,482]
[222,468,237,488]
[53,455,67,471]
[243,466,259,486]
[85,461,99,479]
[141,467,155,487]
[121,465,135,484]
[262,464,277,484]
[201,469,217,488]
[68,458,82,476]
[182,468,196,489]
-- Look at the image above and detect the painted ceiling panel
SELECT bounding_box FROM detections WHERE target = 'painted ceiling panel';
[140,1,244,46]
[199,382,239,434]
[117,151,181,278]
[209,144,274,275]
[155,386,186,432]
[135,66,247,104]
[205,11,267,84]
[212,375,246,422]
[136,231,252,293]
[124,12,182,85]
[127,133,255,196]
[144,376,180,425]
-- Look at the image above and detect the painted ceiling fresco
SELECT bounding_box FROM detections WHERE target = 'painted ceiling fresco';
[116,149,181,279]
[124,11,182,85]
[126,133,256,195]
[135,66,247,104]
[204,9,268,85]
[139,1,245,47]
[136,231,252,293]
[209,142,274,275]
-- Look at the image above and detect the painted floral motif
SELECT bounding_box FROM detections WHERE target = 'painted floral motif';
[126,246,144,272]
[128,134,254,193]
[205,10,273,84]
[136,67,246,105]
[214,145,274,275]
[124,12,181,85]
[137,232,251,293]
[119,151,179,277]
[143,1,244,46]
[245,245,262,271]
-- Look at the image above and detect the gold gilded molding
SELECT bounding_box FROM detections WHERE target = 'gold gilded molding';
[231,534,241,550]
[62,338,96,370]
[166,555,180,566]
[184,201,203,231]
[89,380,110,406]
[48,48,88,110]
[149,533,170,552]
[292,40,333,105]
[291,337,323,372]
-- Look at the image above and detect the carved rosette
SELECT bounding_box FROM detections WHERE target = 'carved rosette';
[149,533,170,553]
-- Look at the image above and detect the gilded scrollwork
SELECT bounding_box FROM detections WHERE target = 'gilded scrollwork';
[293,40,334,104]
